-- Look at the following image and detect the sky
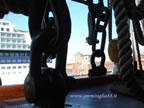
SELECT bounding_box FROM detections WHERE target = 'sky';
[2,0,143,63]
[3,1,95,63]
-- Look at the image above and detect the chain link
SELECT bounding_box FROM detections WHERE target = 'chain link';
[72,0,110,76]
[87,0,110,76]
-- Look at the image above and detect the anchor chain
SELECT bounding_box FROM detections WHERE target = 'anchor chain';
[87,0,110,76]
[112,0,144,102]
[72,0,109,76]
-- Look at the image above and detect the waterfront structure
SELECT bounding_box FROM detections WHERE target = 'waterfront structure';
[0,20,53,85]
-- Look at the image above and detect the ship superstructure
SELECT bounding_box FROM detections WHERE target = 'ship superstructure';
[0,20,31,85]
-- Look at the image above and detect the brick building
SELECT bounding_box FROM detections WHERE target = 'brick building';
[66,52,144,76]
[142,54,144,69]
[66,52,91,76]
[74,52,91,65]
[66,52,114,76]
[137,54,144,70]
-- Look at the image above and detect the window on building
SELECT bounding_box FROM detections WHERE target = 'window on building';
[0,53,3,56]
[1,66,5,69]
[6,28,9,32]
[18,66,21,69]
[1,28,4,31]
[12,45,16,48]
[1,60,6,63]
[5,53,9,56]
[17,60,21,63]
[23,66,27,68]
[7,39,11,43]
[13,66,16,69]
[12,40,16,43]
[17,34,24,38]
[7,60,11,63]
[25,53,28,56]
[17,40,21,43]
[17,34,21,38]
[15,53,19,56]
[23,45,26,49]
[2,22,8,26]
[23,59,27,62]
[18,45,21,49]
[20,53,24,56]
[1,45,5,48]
[12,59,16,63]
[20,34,24,38]
[23,40,26,43]
[12,34,16,37]
[1,39,5,43]
[10,53,14,56]
[28,53,30,56]
[1,33,5,36]
[7,66,11,69]
[7,34,11,37]
[7,45,11,48]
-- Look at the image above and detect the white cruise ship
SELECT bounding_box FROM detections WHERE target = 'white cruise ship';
[0,20,53,85]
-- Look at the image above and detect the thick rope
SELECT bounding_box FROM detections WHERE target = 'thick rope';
[123,0,144,20]
[122,0,144,46]
[112,0,144,101]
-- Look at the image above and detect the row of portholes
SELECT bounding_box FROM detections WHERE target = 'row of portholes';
[1,71,22,75]
[0,32,25,38]
[1,27,9,32]
[1,65,29,70]
[0,52,30,56]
